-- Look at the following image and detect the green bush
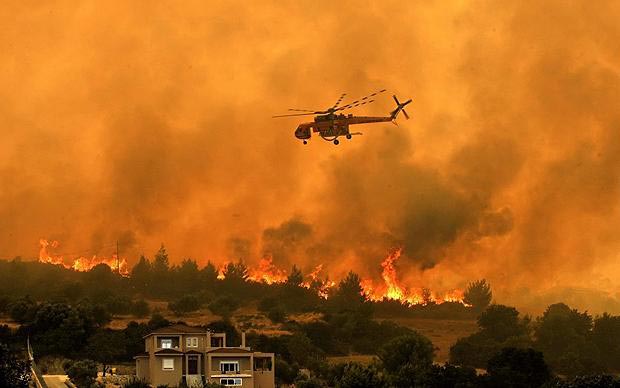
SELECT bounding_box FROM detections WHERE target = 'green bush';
[267,305,287,323]
[122,377,150,388]
[208,296,240,319]
[169,295,202,316]
[132,299,150,318]
[64,359,98,388]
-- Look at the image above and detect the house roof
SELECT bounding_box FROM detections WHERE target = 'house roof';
[144,324,207,338]
[133,352,149,358]
[154,348,184,355]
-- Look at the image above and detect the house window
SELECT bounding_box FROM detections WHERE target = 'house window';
[161,339,172,349]
[220,361,239,373]
[186,337,198,347]
[162,358,174,370]
[254,357,272,371]
[220,378,242,386]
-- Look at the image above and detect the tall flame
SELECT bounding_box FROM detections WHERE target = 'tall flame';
[361,248,465,306]
[247,257,288,284]
[38,238,129,276]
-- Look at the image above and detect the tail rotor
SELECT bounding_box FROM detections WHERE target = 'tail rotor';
[391,95,412,120]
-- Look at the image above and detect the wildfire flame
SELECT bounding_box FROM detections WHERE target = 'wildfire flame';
[301,264,336,299]
[247,257,288,284]
[361,248,465,306]
[39,239,129,276]
[37,239,463,305]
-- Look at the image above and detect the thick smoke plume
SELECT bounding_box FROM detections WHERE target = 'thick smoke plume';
[1,1,620,312]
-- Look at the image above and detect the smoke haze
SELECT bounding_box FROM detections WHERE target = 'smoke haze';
[1,1,620,312]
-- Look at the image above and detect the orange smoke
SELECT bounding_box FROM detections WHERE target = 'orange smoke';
[39,239,129,276]
[362,248,465,306]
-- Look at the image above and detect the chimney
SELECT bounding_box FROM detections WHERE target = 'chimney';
[241,332,246,348]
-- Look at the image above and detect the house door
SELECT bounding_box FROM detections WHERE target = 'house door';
[188,357,198,374]
[187,355,200,386]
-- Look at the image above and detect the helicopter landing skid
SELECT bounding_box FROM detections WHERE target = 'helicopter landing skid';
[320,135,340,145]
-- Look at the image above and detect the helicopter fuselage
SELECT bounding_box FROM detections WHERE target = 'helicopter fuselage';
[294,114,393,141]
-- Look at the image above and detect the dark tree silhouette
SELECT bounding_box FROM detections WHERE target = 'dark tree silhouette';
[286,265,303,286]
[169,295,202,316]
[378,333,434,374]
[450,304,531,368]
[593,313,620,371]
[130,256,152,294]
[463,279,492,313]
[331,271,366,313]
[64,359,97,388]
[201,261,218,288]
[478,304,528,341]
[175,259,201,291]
[86,329,125,376]
[208,295,240,319]
[485,347,551,388]
[534,303,602,375]
[150,245,171,297]
[335,362,385,388]
[9,296,37,324]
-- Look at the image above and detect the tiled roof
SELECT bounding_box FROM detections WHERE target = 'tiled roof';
[154,348,184,355]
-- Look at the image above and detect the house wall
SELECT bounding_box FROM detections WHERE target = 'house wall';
[135,357,149,382]
[150,356,183,387]
[254,371,275,388]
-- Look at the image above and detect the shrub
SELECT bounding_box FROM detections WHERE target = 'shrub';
[0,343,30,388]
[485,347,551,388]
[64,359,98,388]
[132,300,150,318]
[9,297,37,323]
[258,296,278,312]
[208,296,240,319]
[169,295,202,316]
[123,377,150,388]
[267,305,287,323]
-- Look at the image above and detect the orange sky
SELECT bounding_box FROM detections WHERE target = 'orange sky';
[1,1,620,312]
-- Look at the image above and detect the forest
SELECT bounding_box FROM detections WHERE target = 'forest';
[2,247,620,388]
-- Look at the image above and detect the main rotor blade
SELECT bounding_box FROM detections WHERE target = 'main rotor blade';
[287,108,318,112]
[337,98,376,112]
[335,89,386,111]
[331,93,347,109]
[402,109,410,119]
[272,112,317,118]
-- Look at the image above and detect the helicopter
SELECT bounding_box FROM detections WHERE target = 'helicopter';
[272,90,412,145]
